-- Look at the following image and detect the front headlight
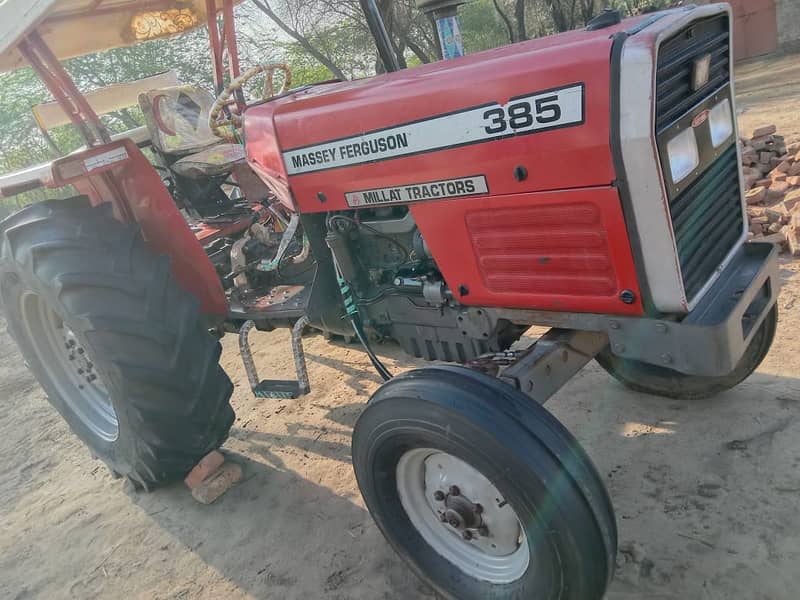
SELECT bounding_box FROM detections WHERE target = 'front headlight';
[708,98,733,148]
[666,127,699,184]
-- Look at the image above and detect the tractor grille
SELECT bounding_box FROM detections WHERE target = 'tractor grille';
[655,14,743,303]
[655,15,730,133]
[670,145,743,302]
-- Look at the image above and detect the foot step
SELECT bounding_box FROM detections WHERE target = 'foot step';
[253,379,301,399]
[239,316,311,399]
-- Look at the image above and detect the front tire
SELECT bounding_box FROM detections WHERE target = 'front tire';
[0,197,235,489]
[352,366,616,600]
[596,306,778,400]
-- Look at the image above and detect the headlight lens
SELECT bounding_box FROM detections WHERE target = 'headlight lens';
[666,128,699,184]
[708,98,733,148]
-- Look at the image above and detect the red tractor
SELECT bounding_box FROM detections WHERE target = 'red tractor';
[0,1,779,598]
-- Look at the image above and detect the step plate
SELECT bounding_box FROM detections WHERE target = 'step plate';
[253,379,302,399]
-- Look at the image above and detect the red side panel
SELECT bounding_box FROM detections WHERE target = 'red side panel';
[411,186,643,314]
[50,140,228,316]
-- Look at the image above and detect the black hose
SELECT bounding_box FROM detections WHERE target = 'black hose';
[351,315,392,381]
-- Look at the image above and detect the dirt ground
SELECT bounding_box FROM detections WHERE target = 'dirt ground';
[735,50,800,143]
[3,53,800,600]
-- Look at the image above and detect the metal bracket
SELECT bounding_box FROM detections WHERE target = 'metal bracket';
[499,329,608,405]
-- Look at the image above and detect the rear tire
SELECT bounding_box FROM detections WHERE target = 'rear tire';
[0,197,234,489]
[352,366,616,600]
[596,306,778,400]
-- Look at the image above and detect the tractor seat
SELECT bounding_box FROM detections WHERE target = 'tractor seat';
[171,143,245,178]
[138,85,245,179]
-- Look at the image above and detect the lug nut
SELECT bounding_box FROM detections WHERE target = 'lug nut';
[448,518,460,528]
[87,374,97,382]
[433,490,445,501]
[77,348,85,355]
[462,530,473,541]
[448,485,460,497]
[86,362,93,369]
[77,368,84,375]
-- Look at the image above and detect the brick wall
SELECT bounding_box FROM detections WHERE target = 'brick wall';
[777,0,800,49]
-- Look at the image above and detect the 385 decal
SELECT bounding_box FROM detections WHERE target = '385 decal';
[482,95,563,135]
[283,83,584,175]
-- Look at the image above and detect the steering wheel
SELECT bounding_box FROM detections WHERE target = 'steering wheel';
[209,63,292,140]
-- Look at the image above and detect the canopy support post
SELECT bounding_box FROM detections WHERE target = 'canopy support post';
[17,30,111,148]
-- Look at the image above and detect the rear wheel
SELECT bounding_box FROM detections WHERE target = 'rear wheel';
[596,306,778,400]
[0,197,235,489]
[352,366,616,600]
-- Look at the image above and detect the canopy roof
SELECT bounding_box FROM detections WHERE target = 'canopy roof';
[0,0,235,73]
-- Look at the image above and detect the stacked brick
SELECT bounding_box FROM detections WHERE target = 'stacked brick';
[739,125,800,257]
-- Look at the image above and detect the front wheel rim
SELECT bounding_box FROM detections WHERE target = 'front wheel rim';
[395,447,530,584]
[20,292,119,442]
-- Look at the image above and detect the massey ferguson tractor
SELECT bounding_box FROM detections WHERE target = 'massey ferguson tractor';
[0,1,780,598]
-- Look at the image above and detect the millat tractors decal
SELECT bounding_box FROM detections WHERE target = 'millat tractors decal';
[345,175,488,207]
[283,82,585,175]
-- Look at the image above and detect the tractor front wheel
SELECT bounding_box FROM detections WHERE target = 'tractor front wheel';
[596,306,778,400]
[0,197,234,489]
[352,366,616,600]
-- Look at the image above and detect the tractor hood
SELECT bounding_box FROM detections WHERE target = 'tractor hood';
[245,13,647,214]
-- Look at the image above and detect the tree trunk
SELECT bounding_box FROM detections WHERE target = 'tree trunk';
[514,0,527,41]
[492,0,516,43]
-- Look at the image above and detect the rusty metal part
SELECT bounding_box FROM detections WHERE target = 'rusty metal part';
[499,329,609,405]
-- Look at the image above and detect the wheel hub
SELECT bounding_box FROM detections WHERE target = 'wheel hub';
[20,292,118,442]
[62,327,104,391]
[396,448,530,584]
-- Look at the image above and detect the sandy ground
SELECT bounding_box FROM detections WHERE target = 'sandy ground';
[735,50,800,143]
[3,53,800,600]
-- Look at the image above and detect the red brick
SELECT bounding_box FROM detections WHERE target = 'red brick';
[770,180,790,193]
[761,231,787,247]
[751,135,774,151]
[788,143,800,156]
[788,162,800,177]
[770,156,785,169]
[191,462,243,504]
[752,125,777,138]
[775,160,792,174]
[745,186,767,205]
[765,207,784,223]
[743,165,761,177]
[768,221,783,234]
[755,178,772,188]
[783,189,800,212]
[767,189,786,203]
[786,176,800,186]
[184,450,225,490]
[785,226,800,257]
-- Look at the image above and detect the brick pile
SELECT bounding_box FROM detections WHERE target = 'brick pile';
[739,125,800,256]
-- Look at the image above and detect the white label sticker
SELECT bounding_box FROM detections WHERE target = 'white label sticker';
[345,175,488,207]
[283,83,584,175]
[83,147,129,172]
